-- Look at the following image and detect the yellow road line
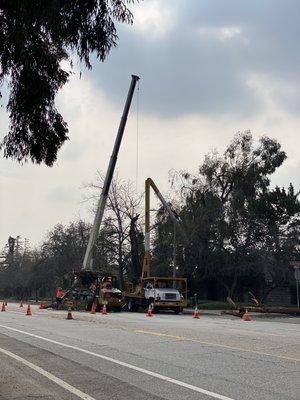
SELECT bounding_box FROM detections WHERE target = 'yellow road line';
[227,328,284,337]
[134,330,300,363]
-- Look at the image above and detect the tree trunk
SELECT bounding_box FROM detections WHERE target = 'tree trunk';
[129,215,142,285]
[229,270,238,299]
[118,243,125,291]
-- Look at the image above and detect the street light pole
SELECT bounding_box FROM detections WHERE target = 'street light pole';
[290,262,300,308]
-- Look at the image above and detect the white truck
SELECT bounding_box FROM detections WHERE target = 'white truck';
[126,277,187,314]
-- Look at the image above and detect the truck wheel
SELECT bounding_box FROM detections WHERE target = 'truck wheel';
[127,299,137,312]
[174,307,181,314]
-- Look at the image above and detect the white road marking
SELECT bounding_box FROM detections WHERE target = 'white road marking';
[0,346,96,400]
[0,324,235,400]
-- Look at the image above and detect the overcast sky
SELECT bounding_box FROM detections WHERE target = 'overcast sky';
[1,0,299,250]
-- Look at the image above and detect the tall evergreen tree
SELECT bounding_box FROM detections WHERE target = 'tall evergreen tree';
[0,1,134,165]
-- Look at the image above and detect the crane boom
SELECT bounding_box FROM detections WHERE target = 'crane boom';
[142,178,187,278]
[82,75,140,270]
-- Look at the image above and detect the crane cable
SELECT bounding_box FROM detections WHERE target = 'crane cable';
[135,79,140,193]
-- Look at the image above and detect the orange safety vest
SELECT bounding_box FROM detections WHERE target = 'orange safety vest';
[102,281,112,289]
[56,289,65,298]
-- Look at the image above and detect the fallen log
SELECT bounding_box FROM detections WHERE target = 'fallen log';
[248,306,300,315]
[222,306,300,317]
[225,296,300,315]
[221,309,244,318]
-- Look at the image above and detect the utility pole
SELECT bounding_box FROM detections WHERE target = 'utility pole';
[294,265,300,308]
[173,222,177,279]
[173,222,177,288]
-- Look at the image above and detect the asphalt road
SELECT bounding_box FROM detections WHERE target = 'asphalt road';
[0,303,299,400]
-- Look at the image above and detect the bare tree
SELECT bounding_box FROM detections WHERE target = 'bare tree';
[83,173,143,289]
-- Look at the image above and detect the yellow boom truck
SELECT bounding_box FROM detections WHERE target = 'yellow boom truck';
[125,178,188,314]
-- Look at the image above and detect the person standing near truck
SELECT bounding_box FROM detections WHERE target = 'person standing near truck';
[55,287,65,306]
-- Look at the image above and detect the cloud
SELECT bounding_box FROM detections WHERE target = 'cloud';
[1,0,299,249]
[130,0,176,39]
[91,0,300,119]
[197,26,243,42]
[246,73,300,113]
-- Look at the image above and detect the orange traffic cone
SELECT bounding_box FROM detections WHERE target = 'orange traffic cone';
[19,299,23,308]
[26,304,32,316]
[66,307,73,320]
[193,307,200,319]
[90,302,96,314]
[243,308,252,321]
[39,301,44,309]
[101,304,108,315]
[146,304,153,317]
[1,302,6,312]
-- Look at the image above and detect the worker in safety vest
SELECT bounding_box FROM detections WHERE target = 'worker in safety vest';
[55,287,65,305]
[101,276,112,289]
[101,276,112,298]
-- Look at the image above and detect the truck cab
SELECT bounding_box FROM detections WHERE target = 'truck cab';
[126,277,187,314]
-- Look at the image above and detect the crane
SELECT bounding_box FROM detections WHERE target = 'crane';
[50,75,140,312]
[83,74,140,270]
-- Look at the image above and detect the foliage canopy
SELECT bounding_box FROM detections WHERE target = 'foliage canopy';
[0,0,133,165]
[153,132,300,301]
[1,133,299,304]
